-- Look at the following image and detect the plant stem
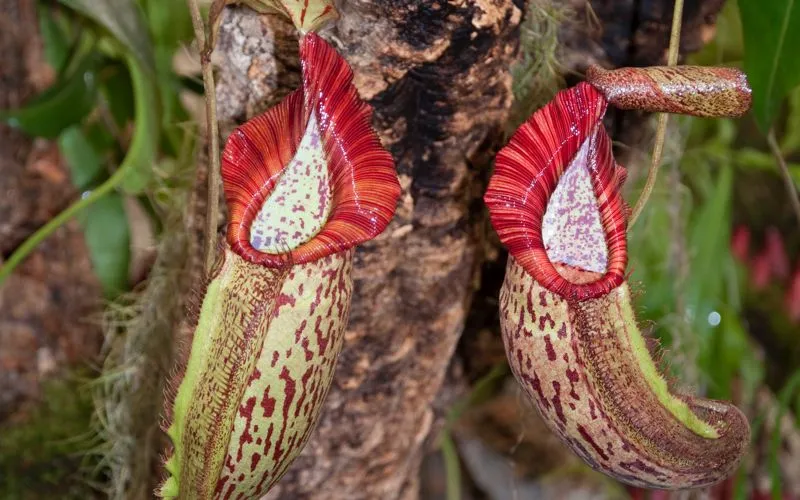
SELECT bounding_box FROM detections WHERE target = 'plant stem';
[446,363,509,425]
[438,364,508,500]
[629,0,685,228]
[187,0,222,274]
[440,431,462,500]
[766,128,800,227]
[770,371,800,500]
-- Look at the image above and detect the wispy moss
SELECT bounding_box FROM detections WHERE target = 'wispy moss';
[508,0,567,133]
[94,150,198,500]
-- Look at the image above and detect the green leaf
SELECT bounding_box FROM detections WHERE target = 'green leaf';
[771,371,800,500]
[101,62,136,127]
[80,193,130,296]
[38,4,72,71]
[0,58,97,138]
[734,148,800,188]
[735,147,781,169]
[154,47,191,156]
[739,0,800,132]
[59,0,156,74]
[117,56,159,194]
[628,183,680,324]
[781,85,800,153]
[58,126,105,190]
[0,54,159,287]
[141,0,193,49]
[705,303,757,400]
[685,166,733,339]
[85,120,118,152]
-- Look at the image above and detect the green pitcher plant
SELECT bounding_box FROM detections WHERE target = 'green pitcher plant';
[484,66,753,489]
[158,28,400,498]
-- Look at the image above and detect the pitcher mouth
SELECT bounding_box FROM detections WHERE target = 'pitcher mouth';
[221,33,400,268]
[485,82,628,300]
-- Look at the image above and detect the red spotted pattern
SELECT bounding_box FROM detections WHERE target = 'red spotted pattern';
[490,78,750,489]
[213,251,353,498]
[586,65,752,118]
[500,258,749,488]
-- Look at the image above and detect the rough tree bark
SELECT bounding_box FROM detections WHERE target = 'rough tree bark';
[209,1,729,498]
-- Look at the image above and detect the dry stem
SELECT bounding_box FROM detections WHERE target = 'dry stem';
[767,128,800,227]
[187,0,222,273]
[629,0,685,228]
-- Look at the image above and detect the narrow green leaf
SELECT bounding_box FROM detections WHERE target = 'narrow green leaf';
[771,371,800,500]
[80,193,131,296]
[735,147,784,169]
[706,303,754,400]
[734,148,800,188]
[59,0,156,74]
[686,166,733,338]
[154,47,191,156]
[117,57,159,194]
[739,0,800,132]
[58,126,105,190]
[781,86,800,153]
[440,431,462,500]
[0,58,97,138]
